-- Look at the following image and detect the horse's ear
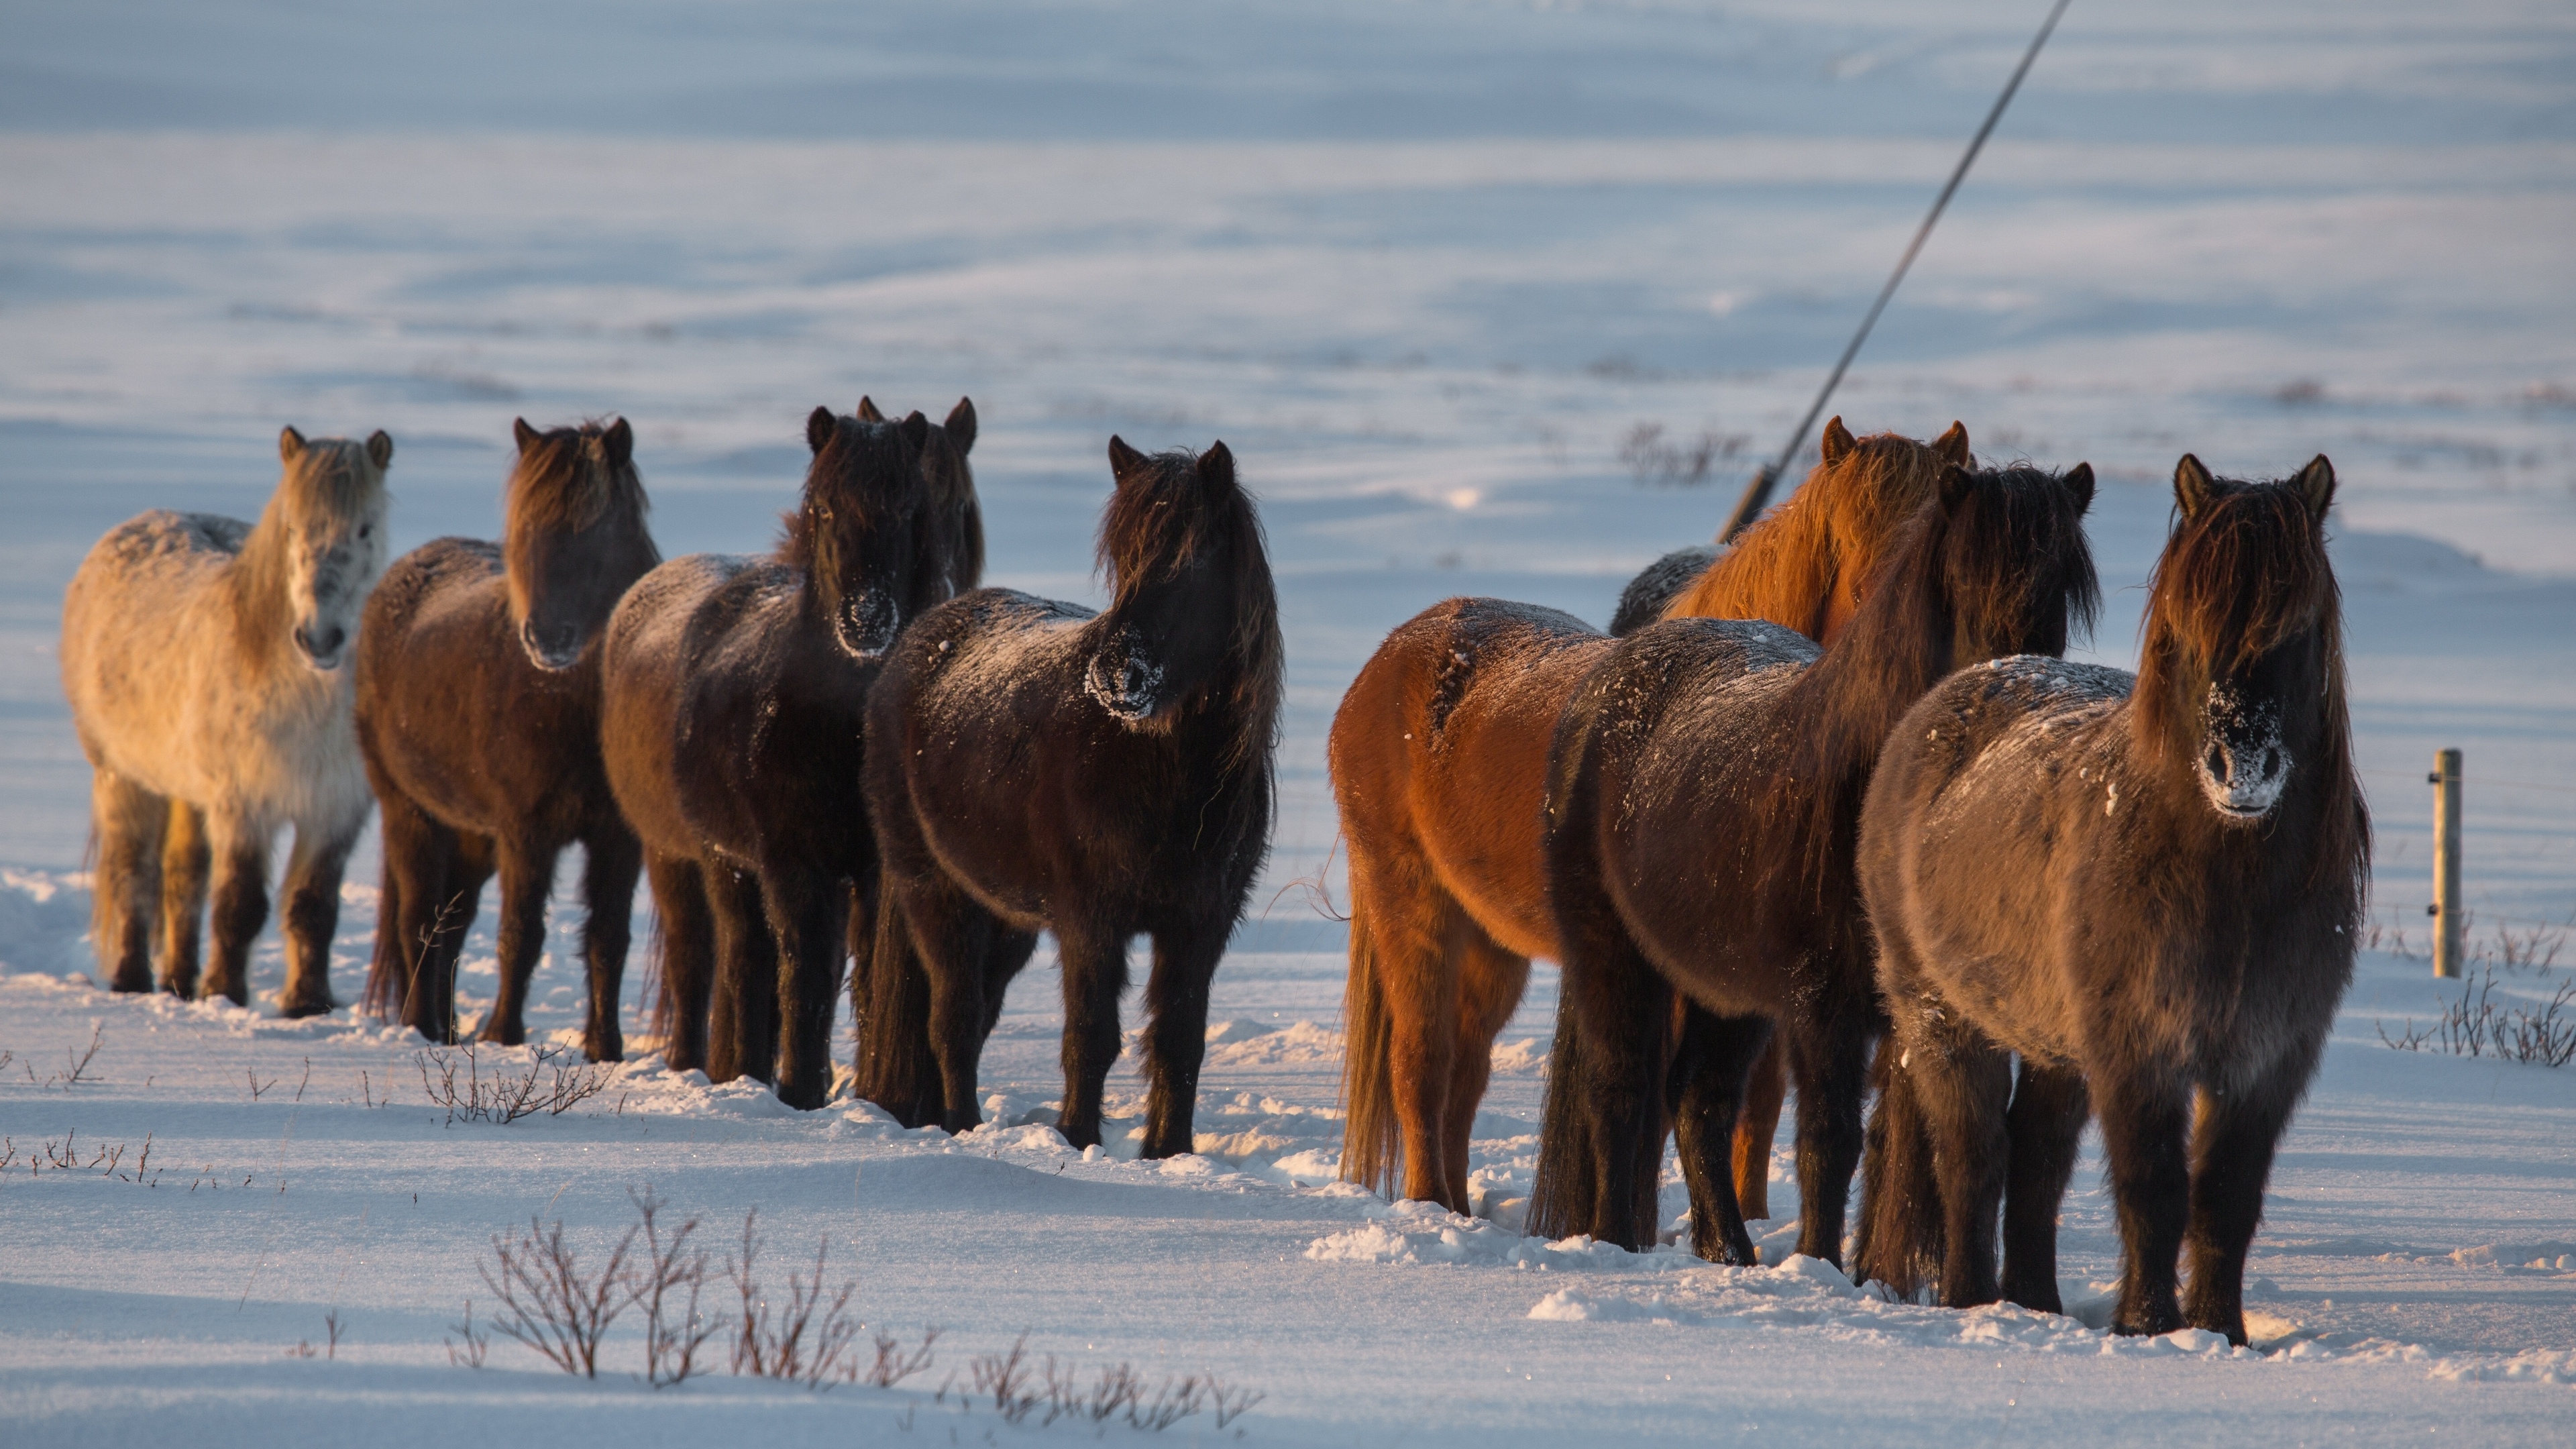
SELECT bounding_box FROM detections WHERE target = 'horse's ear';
[856,396,886,423]
[600,417,633,469]
[1937,462,1976,513]
[2174,454,2217,521]
[898,410,931,454]
[366,430,394,470]
[945,396,977,456]
[1108,435,1151,484]
[1198,440,1236,491]
[806,406,836,455]
[2062,462,2094,516]
[513,418,540,455]
[1935,420,1970,468]
[2294,454,2336,516]
[280,425,307,462]
[1821,416,1856,468]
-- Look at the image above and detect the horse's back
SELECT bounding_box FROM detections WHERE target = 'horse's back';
[63,511,260,794]
[1332,596,1612,961]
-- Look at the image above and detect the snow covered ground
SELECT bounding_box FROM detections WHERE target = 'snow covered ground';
[3,1,2573,1442]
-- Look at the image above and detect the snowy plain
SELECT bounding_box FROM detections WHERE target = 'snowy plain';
[2,1,2574,1443]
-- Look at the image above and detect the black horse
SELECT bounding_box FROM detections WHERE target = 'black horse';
[1528,463,2098,1267]
[1853,455,2364,1345]
[600,399,981,1110]
[855,438,1281,1158]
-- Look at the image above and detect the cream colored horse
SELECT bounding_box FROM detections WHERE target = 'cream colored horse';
[61,426,392,1012]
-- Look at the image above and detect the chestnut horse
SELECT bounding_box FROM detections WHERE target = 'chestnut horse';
[1852,457,2363,1345]
[1332,418,1967,1215]
[358,419,659,1057]
[1528,462,2098,1266]
[600,399,979,1110]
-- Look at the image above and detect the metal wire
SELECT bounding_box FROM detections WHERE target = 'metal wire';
[1717,0,2075,543]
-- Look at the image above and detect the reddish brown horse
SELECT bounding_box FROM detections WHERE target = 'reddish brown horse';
[1331,418,1968,1214]
[1529,462,2098,1268]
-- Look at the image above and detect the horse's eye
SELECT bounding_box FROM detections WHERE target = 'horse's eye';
[359,525,372,540]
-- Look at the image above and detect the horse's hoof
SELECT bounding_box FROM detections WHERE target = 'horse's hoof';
[278,989,335,1019]
[584,1035,624,1064]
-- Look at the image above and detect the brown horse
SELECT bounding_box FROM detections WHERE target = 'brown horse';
[600,399,979,1110]
[1529,462,2098,1267]
[1331,418,1968,1215]
[358,419,659,1058]
[1852,456,2363,1345]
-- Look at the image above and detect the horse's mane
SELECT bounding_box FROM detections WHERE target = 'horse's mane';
[508,419,647,541]
[1099,446,1285,791]
[1666,423,1963,633]
[2135,473,2367,889]
[1786,466,2100,885]
[232,431,389,651]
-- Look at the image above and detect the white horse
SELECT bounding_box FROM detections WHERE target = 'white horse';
[61,426,392,1013]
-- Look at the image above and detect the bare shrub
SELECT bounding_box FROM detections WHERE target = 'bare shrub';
[49,1023,104,1088]
[865,1326,940,1389]
[630,1188,720,1388]
[2495,920,2567,974]
[446,1300,490,1368]
[1618,422,1749,488]
[417,1043,614,1126]
[728,1209,861,1387]
[970,1334,1042,1424]
[2381,965,2576,1067]
[323,1309,345,1359]
[480,1215,641,1377]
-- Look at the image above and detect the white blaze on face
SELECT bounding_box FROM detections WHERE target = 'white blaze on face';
[2197,682,2290,820]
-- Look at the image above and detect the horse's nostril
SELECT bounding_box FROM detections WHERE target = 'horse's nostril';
[319,626,345,655]
[2263,747,2279,777]
[2205,743,2228,780]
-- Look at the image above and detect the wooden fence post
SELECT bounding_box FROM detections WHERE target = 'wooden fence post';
[2430,748,2463,979]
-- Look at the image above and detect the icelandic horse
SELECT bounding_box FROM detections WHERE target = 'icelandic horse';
[855,439,1281,1157]
[601,399,979,1110]
[1852,455,2363,1346]
[63,427,391,1012]
[1528,462,2098,1267]
[358,419,659,1058]
[1331,418,1967,1220]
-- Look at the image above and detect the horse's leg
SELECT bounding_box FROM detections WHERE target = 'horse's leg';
[2000,1058,2090,1314]
[428,835,495,1042]
[1667,1007,1770,1265]
[1897,1028,2012,1307]
[576,823,643,1064]
[1053,918,1132,1152]
[646,852,713,1073]
[200,814,272,1008]
[704,863,775,1084]
[1568,933,1672,1250]
[2096,1065,2192,1336]
[1140,922,1226,1161]
[899,881,991,1136]
[760,862,843,1110]
[1731,1037,1788,1220]
[90,771,164,994]
[478,838,555,1047]
[1382,872,1462,1207]
[158,800,209,999]
[1784,1014,1874,1268]
[1444,925,1529,1214]
[2181,1056,2310,1346]
[275,816,359,1017]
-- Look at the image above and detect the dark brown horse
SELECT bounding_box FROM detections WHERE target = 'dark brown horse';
[855,439,1281,1157]
[358,419,659,1057]
[599,399,980,1111]
[1852,455,2363,1345]
[1528,462,2098,1266]
[1332,419,1968,1216]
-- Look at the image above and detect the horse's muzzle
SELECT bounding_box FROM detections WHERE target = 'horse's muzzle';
[2196,688,2290,821]
[835,590,900,659]
[517,619,586,673]
[292,623,347,671]
[1083,643,1165,722]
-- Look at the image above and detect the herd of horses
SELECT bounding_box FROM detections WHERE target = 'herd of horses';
[61,405,2363,1348]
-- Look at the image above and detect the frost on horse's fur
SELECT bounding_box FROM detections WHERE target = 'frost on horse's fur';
[60,425,390,1012]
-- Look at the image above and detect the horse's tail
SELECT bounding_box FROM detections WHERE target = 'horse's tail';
[1525,997,1597,1242]
[361,844,403,1021]
[1851,1038,1943,1299]
[1336,883,1399,1197]
[851,879,939,1128]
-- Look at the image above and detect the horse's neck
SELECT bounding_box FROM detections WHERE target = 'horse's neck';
[1793,588,1944,790]
[1694,502,1831,635]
